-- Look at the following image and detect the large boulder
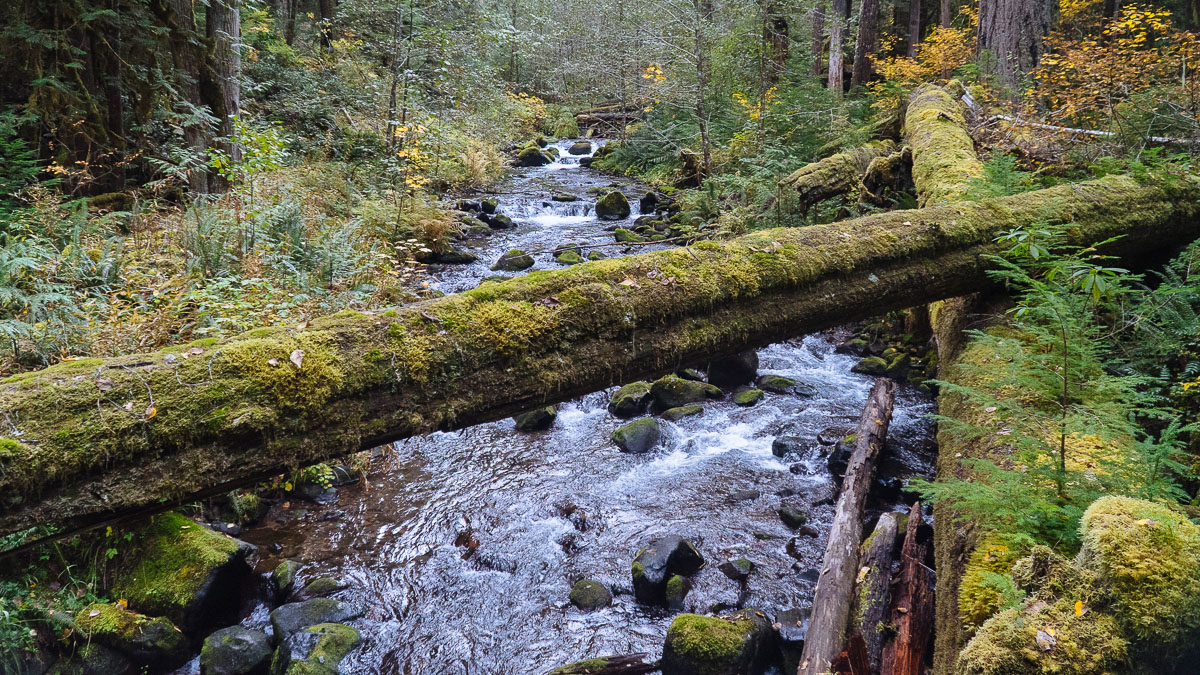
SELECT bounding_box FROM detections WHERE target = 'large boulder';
[631,535,704,605]
[706,351,759,388]
[269,598,363,640]
[732,388,765,407]
[568,141,593,155]
[608,381,653,418]
[513,406,557,431]
[269,622,360,675]
[661,610,774,675]
[514,144,553,167]
[200,626,273,675]
[74,602,190,670]
[595,190,631,220]
[612,418,661,454]
[491,249,534,271]
[110,511,254,635]
[568,579,613,610]
[650,374,722,411]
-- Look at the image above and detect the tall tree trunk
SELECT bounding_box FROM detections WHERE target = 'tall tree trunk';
[827,0,848,94]
[99,0,126,191]
[880,503,935,675]
[978,0,1054,88]
[762,0,789,85]
[851,0,882,87]
[152,0,211,194]
[276,0,297,45]
[907,0,922,56]
[812,1,826,78]
[941,0,953,26]
[693,0,714,179]
[207,0,242,188]
[1103,0,1120,18]
[318,0,335,48]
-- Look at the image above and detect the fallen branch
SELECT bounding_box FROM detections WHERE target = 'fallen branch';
[986,114,1200,146]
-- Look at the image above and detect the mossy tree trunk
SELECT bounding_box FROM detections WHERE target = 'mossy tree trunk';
[778,140,897,210]
[2,175,1199,540]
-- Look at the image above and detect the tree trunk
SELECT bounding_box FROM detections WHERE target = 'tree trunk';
[977,0,1054,88]
[2,176,1199,540]
[693,0,714,179]
[779,140,897,209]
[905,84,984,206]
[762,0,789,85]
[151,0,211,194]
[827,0,848,94]
[853,512,901,671]
[812,1,827,78]
[799,379,897,675]
[880,502,935,675]
[907,0,922,56]
[941,0,953,26]
[206,0,242,187]
[851,0,881,87]
[277,0,297,45]
[318,0,335,48]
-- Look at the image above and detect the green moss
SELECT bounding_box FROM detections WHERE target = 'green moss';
[283,622,361,675]
[731,388,764,406]
[550,657,610,674]
[665,614,753,674]
[75,602,145,641]
[956,600,1126,675]
[631,560,646,581]
[959,536,1021,632]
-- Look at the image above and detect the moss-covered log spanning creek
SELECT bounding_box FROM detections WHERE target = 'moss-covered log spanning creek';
[2,175,1199,538]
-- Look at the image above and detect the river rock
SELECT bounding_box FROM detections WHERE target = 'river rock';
[665,574,691,611]
[269,598,363,639]
[513,406,557,431]
[271,560,301,601]
[554,250,584,265]
[485,212,515,229]
[587,250,606,261]
[732,388,764,407]
[552,192,579,202]
[515,144,553,167]
[778,505,809,529]
[57,643,134,675]
[75,602,189,670]
[661,609,773,675]
[828,439,854,483]
[595,190,631,220]
[706,351,759,388]
[631,535,705,605]
[851,355,889,376]
[774,607,811,675]
[662,404,703,421]
[677,368,706,382]
[640,192,658,213]
[608,381,653,418]
[755,374,795,393]
[817,427,853,446]
[199,626,272,675]
[772,436,814,458]
[719,558,755,581]
[650,374,722,410]
[435,249,478,265]
[270,622,360,675]
[111,511,254,635]
[613,227,644,243]
[491,249,534,271]
[612,418,661,453]
[569,579,613,610]
[294,577,345,601]
[480,197,498,214]
[568,141,593,155]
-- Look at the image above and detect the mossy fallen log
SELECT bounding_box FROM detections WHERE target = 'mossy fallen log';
[779,140,897,209]
[905,83,984,207]
[1,174,1199,538]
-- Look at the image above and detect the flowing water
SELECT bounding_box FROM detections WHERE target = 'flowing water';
[229,140,937,675]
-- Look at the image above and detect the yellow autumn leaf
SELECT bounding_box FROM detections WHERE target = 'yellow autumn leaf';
[284,481,294,492]
[1075,600,1083,616]
[117,599,128,610]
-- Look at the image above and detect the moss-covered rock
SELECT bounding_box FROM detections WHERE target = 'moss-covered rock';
[718,557,754,581]
[956,600,1127,675]
[74,602,189,669]
[706,351,758,388]
[851,356,888,376]
[777,505,808,529]
[661,610,772,675]
[613,227,644,243]
[586,250,606,261]
[269,598,363,640]
[612,418,660,454]
[480,197,498,214]
[513,405,557,431]
[549,658,611,675]
[754,375,796,394]
[595,190,631,220]
[568,141,593,156]
[270,622,360,675]
[631,535,705,605]
[271,560,301,600]
[555,250,585,265]
[514,145,553,167]
[568,579,612,610]
[662,404,704,421]
[490,249,534,272]
[294,577,345,602]
[665,574,690,610]
[200,625,272,675]
[650,374,722,410]
[111,511,253,635]
[608,381,653,418]
[731,388,764,407]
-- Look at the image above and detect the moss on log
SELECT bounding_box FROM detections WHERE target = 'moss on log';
[1,175,1199,537]
[779,140,897,208]
[905,84,984,207]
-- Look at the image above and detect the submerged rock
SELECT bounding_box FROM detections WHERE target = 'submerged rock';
[569,579,613,610]
[632,535,704,605]
[778,505,809,529]
[549,656,654,674]
[706,351,759,388]
[199,625,272,675]
[491,249,534,271]
[661,610,773,675]
[269,598,363,639]
[270,622,360,675]
[608,381,653,418]
[294,577,345,601]
[817,427,854,446]
[650,374,722,410]
[612,418,661,454]
[662,404,704,421]
[772,436,814,458]
[75,602,189,670]
[513,406,557,431]
[595,190,631,220]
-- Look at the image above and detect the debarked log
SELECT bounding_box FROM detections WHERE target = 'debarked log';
[1,175,1199,538]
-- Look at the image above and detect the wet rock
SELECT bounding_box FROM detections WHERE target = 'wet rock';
[661,609,773,675]
[719,558,755,581]
[208,522,242,537]
[727,490,761,503]
[269,599,363,639]
[485,213,515,229]
[271,560,301,601]
[57,643,133,675]
[612,418,661,454]
[270,622,360,675]
[665,574,691,611]
[586,250,607,261]
[662,404,703,421]
[294,577,345,601]
[579,156,594,167]
[835,338,869,356]
[872,476,904,504]
[677,368,706,382]
[456,199,481,212]
[569,579,613,610]
[480,197,498,214]
[513,406,557,431]
[706,351,759,388]
[631,535,705,605]
[434,249,479,265]
[608,381,653,418]
[199,626,272,675]
[828,440,854,483]
[75,602,189,670]
[295,481,337,504]
[552,192,580,202]
[754,375,795,393]
[639,192,658,213]
[111,511,254,635]
[553,250,585,265]
[778,505,809,529]
[595,190,631,220]
[515,144,553,167]
[797,568,820,582]
[732,388,765,407]
[650,374,722,410]
[613,227,645,243]
[772,436,814,458]
[885,354,912,379]
[773,607,811,675]
[491,249,534,271]
[817,427,853,446]
[568,141,593,155]
[851,356,889,376]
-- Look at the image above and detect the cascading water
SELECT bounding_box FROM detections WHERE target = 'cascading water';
[221,139,936,675]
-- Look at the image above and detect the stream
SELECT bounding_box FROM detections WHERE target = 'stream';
[229,139,938,674]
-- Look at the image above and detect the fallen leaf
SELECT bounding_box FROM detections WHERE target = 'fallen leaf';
[618,277,641,288]
[184,347,204,358]
[1036,629,1057,651]
[1074,600,1086,616]
[88,609,101,618]
[123,401,134,412]
[1135,518,1159,528]
[144,406,157,420]
[267,358,279,367]
[95,378,114,391]
[290,349,304,369]
[116,599,127,610]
